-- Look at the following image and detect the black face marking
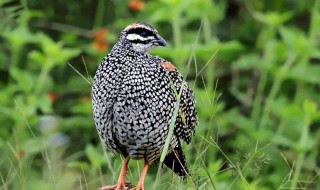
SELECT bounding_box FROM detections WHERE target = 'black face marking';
[140,31,148,37]
[129,39,152,44]
[127,28,156,38]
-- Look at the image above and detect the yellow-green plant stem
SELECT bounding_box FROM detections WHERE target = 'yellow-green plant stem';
[251,70,267,125]
[34,65,50,96]
[259,55,296,130]
[93,0,105,28]
[290,8,318,189]
[290,113,311,190]
[309,0,320,39]
[171,12,182,48]
[203,16,215,92]
[11,47,22,67]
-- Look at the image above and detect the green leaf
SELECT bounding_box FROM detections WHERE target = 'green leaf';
[85,144,105,168]
[2,25,39,51]
[272,135,294,148]
[150,8,172,22]
[29,50,46,66]
[35,33,81,68]
[288,65,320,84]
[254,11,292,27]
[232,54,260,70]
[22,138,46,154]
[303,99,317,115]
[10,67,34,93]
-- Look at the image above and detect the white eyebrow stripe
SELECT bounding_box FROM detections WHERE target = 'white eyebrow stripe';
[126,34,155,41]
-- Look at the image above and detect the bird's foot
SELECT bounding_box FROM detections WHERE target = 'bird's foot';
[100,180,131,190]
[129,186,145,190]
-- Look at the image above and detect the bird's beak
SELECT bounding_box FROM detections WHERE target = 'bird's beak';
[156,34,167,47]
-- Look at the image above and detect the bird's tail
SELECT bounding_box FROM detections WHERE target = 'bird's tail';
[163,144,189,179]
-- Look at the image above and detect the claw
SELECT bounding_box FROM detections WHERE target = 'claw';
[100,158,131,190]
[129,186,145,190]
[100,180,131,190]
[100,184,117,190]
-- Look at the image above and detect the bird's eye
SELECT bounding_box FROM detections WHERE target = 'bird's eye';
[140,31,148,37]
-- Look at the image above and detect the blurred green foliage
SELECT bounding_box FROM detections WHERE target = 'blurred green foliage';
[0,0,320,189]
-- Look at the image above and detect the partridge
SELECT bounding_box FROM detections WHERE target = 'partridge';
[92,22,198,190]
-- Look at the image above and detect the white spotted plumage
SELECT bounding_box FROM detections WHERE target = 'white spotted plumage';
[92,22,198,178]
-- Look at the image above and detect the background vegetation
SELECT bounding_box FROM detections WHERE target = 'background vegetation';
[0,0,319,189]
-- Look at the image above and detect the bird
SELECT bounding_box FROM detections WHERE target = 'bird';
[92,22,198,190]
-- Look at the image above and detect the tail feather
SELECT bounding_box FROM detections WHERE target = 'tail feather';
[163,146,189,179]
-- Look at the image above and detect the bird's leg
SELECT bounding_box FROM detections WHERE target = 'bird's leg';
[130,161,149,190]
[101,158,131,190]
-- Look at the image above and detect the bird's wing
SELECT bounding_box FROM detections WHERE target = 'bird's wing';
[92,57,122,154]
[159,61,198,144]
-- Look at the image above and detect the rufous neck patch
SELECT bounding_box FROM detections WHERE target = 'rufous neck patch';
[160,62,177,72]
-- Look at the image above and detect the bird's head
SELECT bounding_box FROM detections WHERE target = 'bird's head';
[120,22,167,53]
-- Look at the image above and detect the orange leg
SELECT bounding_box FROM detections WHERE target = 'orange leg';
[101,158,131,190]
[130,161,149,190]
